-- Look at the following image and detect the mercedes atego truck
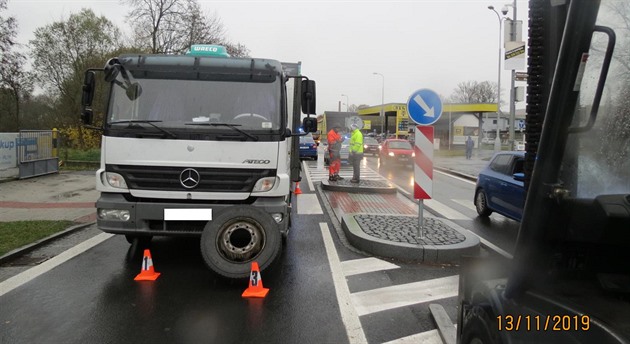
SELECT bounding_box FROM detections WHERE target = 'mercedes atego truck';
[80,45,317,279]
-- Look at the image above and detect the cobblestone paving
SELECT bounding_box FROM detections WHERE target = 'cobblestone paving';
[327,192,416,215]
[354,214,466,245]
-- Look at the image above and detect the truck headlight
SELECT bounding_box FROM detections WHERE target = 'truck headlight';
[97,209,130,221]
[412,152,416,157]
[388,152,395,157]
[104,172,128,189]
[252,177,276,192]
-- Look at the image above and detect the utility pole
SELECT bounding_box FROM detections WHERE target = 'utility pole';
[508,0,517,150]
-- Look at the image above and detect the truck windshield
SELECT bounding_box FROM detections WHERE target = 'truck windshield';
[107,77,281,131]
[563,2,630,198]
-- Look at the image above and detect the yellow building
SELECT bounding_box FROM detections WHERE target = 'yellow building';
[357,103,499,147]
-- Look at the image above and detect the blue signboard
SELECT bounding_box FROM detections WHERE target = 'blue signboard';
[407,89,443,126]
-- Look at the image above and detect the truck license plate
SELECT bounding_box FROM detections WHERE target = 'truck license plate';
[164,209,212,221]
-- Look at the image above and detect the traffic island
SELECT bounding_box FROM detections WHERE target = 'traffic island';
[341,213,480,264]
[321,179,397,194]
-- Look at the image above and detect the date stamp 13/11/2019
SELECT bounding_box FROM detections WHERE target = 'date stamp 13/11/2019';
[497,315,590,332]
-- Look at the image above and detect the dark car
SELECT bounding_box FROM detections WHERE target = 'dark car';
[363,137,380,156]
[299,134,318,160]
[474,151,525,221]
[379,139,414,166]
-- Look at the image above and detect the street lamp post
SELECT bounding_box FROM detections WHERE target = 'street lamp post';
[341,94,349,111]
[488,5,507,152]
[373,72,385,135]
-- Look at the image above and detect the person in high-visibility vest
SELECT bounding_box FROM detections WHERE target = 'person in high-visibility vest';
[349,124,364,183]
[327,126,343,181]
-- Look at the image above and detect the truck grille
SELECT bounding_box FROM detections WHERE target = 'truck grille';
[108,165,275,193]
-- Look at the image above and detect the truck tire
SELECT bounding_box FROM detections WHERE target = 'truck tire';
[200,206,281,279]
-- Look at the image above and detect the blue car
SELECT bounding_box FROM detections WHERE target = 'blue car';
[474,151,526,221]
[299,134,318,160]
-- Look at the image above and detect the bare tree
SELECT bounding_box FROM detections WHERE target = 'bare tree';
[124,0,249,56]
[449,80,498,104]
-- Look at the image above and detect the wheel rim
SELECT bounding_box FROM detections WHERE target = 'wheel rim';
[476,192,487,213]
[217,219,265,263]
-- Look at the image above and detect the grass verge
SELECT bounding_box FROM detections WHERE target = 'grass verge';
[0,220,74,257]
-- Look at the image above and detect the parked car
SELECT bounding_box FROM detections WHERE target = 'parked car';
[481,137,496,145]
[323,137,350,165]
[363,137,381,156]
[299,134,318,160]
[474,151,526,221]
[379,139,414,167]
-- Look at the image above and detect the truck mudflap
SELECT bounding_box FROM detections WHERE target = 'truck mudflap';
[200,205,282,279]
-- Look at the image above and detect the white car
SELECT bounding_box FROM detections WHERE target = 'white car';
[515,141,526,151]
[481,137,495,145]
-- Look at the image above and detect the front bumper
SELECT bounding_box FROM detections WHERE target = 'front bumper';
[96,193,289,236]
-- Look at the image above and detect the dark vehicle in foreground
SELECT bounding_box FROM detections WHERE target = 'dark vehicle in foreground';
[379,139,414,166]
[474,151,525,221]
[457,1,630,343]
[363,137,380,156]
[299,134,318,160]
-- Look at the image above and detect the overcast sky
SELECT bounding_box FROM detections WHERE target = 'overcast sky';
[7,0,528,113]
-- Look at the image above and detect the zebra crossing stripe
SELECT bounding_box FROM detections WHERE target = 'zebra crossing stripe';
[320,223,367,343]
[341,257,400,276]
[350,275,459,316]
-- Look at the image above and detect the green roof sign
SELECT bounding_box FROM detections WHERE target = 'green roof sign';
[186,45,230,58]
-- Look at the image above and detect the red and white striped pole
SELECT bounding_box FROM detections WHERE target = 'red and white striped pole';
[414,126,434,238]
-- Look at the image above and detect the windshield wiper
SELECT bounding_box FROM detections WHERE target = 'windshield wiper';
[110,120,177,139]
[185,122,259,141]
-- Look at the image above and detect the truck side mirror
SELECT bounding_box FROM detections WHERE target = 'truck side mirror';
[302,117,317,133]
[301,80,316,115]
[81,71,96,107]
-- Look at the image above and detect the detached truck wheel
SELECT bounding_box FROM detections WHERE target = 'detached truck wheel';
[200,206,281,279]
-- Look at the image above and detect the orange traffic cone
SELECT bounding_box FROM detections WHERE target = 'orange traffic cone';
[293,181,302,195]
[242,262,269,298]
[134,249,161,281]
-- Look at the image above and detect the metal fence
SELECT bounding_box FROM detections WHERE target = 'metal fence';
[18,130,58,179]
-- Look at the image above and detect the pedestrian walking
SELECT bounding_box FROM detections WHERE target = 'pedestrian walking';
[349,124,364,183]
[465,135,474,160]
[327,126,343,181]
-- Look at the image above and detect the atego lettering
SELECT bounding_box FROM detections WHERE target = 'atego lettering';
[242,160,270,164]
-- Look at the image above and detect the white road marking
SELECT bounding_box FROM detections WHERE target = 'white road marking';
[382,329,444,344]
[302,160,315,191]
[351,275,459,316]
[297,194,323,214]
[452,198,477,212]
[320,223,367,344]
[435,169,476,185]
[422,199,469,220]
[341,257,400,277]
[469,232,514,259]
[0,232,114,297]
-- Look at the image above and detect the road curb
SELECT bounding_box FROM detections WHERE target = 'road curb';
[341,213,480,264]
[0,221,96,265]
[434,166,478,182]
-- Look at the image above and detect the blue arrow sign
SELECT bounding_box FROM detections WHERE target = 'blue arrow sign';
[407,89,443,126]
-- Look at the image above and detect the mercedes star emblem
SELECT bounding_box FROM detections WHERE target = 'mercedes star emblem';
[180,168,200,189]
